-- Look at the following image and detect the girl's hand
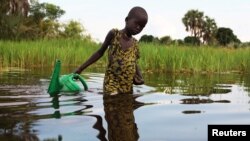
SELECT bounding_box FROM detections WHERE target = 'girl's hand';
[133,74,144,85]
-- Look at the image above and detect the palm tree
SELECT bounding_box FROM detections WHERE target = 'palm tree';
[182,9,218,45]
[182,9,204,38]
[0,0,30,39]
[9,0,30,17]
[202,16,217,44]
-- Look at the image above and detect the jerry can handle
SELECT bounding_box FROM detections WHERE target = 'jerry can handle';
[73,74,88,91]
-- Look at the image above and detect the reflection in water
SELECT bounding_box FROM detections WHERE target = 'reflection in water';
[144,72,249,96]
[52,96,61,119]
[182,110,202,114]
[88,114,107,141]
[52,96,60,109]
[0,113,40,140]
[47,93,144,141]
[241,74,250,95]
[0,69,250,141]
[103,94,140,141]
[181,98,231,104]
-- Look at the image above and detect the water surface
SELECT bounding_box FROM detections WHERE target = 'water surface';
[0,68,249,141]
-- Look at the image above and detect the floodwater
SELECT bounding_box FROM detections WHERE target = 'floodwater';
[0,68,249,141]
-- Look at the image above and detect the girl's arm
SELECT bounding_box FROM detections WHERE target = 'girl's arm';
[135,64,143,78]
[74,30,115,74]
[133,64,144,85]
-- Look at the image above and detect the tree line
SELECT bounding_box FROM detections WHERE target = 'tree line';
[140,9,243,46]
[0,0,87,40]
[0,1,248,47]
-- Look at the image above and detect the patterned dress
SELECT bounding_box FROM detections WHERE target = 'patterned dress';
[103,29,140,95]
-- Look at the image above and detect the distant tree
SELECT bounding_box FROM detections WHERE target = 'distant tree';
[160,36,172,45]
[182,9,217,45]
[0,0,29,39]
[182,9,204,38]
[139,35,155,42]
[0,0,90,40]
[39,19,61,38]
[62,20,85,38]
[29,2,65,23]
[202,16,217,44]
[9,0,30,17]
[0,1,66,40]
[215,27,241,46]
[241,42,250,47]
[171,39,184,46]
[184,36,200,45]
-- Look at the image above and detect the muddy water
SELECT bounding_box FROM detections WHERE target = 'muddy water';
[0,68,249,141]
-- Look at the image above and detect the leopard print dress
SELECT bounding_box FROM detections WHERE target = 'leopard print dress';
[103,29,139,95]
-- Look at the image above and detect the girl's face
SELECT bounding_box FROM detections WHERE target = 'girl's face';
[125,14,148,36]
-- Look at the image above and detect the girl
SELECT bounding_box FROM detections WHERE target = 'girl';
[74,6,148,95]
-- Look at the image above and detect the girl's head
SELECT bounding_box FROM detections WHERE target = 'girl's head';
[125,6,148,35]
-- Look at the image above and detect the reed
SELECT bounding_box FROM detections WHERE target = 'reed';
[139,43,250,73]
[0,39,249,73]
[0,39,107,70]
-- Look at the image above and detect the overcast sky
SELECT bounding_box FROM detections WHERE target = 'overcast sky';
[40,0,250,42]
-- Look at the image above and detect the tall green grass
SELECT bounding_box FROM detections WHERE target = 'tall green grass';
[0,39,107,70]
[139,43,250,73]
[0,39,249,73]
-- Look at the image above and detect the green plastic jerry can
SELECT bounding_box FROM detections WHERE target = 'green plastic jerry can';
[47,59,88,97]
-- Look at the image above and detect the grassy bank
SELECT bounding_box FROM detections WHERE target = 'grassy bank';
[0,39,249,73]
[0,39,105,69]
[139,43,250,73]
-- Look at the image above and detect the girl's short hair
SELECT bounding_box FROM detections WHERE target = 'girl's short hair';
[127,6,148,19]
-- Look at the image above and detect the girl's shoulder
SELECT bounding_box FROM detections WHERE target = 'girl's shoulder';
[110,28,119,35]
[109,28,121,41]
[104,29,119,42]
[111,28,119,32]
[112,28,122,38]
[109,28,138,44]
